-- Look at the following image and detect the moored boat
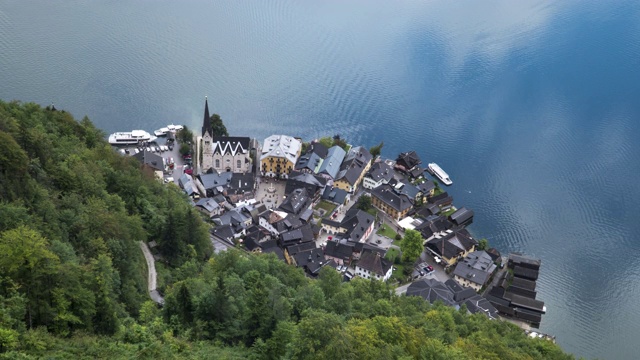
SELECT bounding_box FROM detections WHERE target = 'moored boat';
[154,124,184,137]
[108,130,156,145]
[428,162,452,185]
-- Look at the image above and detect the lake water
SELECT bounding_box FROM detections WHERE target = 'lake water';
[2,1,640,358]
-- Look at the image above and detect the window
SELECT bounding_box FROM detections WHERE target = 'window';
[237,160,241,168]
[215,159,220,168]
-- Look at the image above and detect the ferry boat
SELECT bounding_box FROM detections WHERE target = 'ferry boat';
[153,124,184,137]
[428,163,452,185]
[108,130,156,145]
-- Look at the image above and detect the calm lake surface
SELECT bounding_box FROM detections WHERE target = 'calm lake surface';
[2,1,640,358]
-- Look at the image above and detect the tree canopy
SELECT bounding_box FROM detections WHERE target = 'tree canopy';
[369,141,384,158]
[210,113,229,137]
[400,229,424,263]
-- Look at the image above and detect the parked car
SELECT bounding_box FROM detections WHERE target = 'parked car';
[164,177,174,183]
[168,145,174,151]
[185,169,193,175]
[427,265,434,272]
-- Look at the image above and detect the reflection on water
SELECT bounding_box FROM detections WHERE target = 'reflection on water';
[2,1,640,358]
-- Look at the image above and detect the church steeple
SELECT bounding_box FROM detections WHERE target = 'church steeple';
[202,96,211,137]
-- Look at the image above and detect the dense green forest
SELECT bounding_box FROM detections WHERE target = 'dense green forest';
[0,101,574,359]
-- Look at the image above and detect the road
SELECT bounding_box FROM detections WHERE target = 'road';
[139,241,164,305]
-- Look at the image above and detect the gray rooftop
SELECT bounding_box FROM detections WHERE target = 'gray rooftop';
[317,145,347,179]
[452,250,497,287]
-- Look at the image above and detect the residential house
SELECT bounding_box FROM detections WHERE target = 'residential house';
[179,173,201,199]
[316,145,347,181]
[414,215,454,241]
[285,241,317,265]
[406,278,456,306]
[371,184,413,221]
[428,192,454,211]
[320,208,375,243]
[295,247,330,277]
[195,197,223,218]
[320,186,350,208]
[355,249,393,281]
[363,160,395,190]
[279,223,315,248]
[294,142,328,174]
[323,241,353,266]
[213,207,253,236]
[334,146,372,193]
[425,229,478,266]
[452,251,497,292]
[278,188,311,215]
[285,171,327,201]
[210,225,235,245]
[133,150,165,180]
[394,151,421,174]
[260,135,302,179]
[198,171,233,197]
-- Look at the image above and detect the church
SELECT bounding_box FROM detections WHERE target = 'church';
[200,97,252,174]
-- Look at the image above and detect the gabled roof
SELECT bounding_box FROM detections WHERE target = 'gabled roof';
[371,184,413,212]
[428,192,453,207]
[198,171,233,190]
[340,208,375,242]
[450,207,474,226]
[133,150,164,171]
[211,137,250,156]
[406,278,456,306]
[366,161,395,183]
[308,142,329,158]
[464,295,499,320]
[227,173,255,195]
[195,198,220,213]
[508,253,541,270]
[285,171,326,197]
[452,251,497,286]
[399,179,421,199]
[278,188,311,215]
[417,180,436,194]
[294,247,325,272]
[357,249,392,277]
[317,146,347,179]
[286,241,317,256]
[395,151,421,171]
[211,224,234,241]
[321,186,349,205]
[262,247,285,260]
[426,230,478,259]
[295,151,323,173]
[324,241,353,261]
[336,146,372,186]
[280,223,314,245]
[260,135,301,164]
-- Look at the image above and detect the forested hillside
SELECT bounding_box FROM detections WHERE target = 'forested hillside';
[0,101,573,359]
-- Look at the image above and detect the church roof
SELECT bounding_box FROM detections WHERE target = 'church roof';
[202,97,211,137]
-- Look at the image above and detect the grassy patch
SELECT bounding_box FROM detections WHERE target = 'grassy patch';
[366,208,378,217]
[376,223,398,239]
[315,200,337,216]
[385,247,400,262]
[441,207,457,217]
[390,264,406,283]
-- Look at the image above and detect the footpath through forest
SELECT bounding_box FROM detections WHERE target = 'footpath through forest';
[139,241,165,305]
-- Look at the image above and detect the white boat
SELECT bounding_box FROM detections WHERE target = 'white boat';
[108,130,156,145]
[428,163,452,185]
[154,124,184,137]
[154,127,170,137]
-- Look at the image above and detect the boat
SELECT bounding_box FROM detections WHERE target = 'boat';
[154,127,170,137]
[428,163,452,185]
[154,124,184,137]
[108,130,156,145]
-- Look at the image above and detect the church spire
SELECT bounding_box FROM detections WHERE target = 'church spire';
[202,96,211,137]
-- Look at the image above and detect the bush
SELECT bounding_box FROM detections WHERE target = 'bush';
[395,234,402,241]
